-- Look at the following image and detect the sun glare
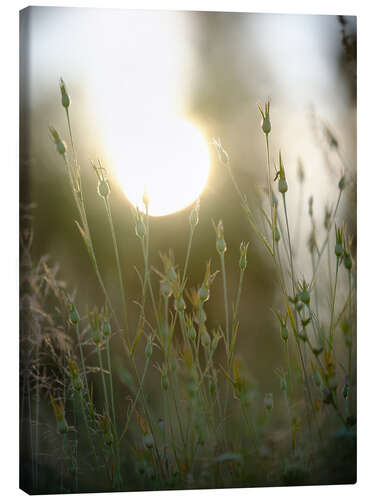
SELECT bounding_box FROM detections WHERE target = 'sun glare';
[107,116,211,217]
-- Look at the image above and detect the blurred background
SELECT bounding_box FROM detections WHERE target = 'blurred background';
[20,4,356,444]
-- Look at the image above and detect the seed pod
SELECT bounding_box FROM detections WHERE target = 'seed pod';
[274,226,281,243]
[338,175,345,191]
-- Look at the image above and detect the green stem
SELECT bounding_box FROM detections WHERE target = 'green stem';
[328,258,339,351]
[104,198,129,344]
[74,323,89,394]
[182,227,194,285]
[220,253,230,354]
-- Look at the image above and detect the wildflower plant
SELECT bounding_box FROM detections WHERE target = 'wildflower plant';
[20,80,356,494]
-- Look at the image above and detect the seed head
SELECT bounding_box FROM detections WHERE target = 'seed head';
[338,175,345,191]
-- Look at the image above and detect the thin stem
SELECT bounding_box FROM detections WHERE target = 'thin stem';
[328,258,339,351]
[220,253,230,354]
[104,198,129,344]
[182,227,194,285]
[74,323,89,394]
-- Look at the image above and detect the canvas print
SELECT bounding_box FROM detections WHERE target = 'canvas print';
[19,7,357,494]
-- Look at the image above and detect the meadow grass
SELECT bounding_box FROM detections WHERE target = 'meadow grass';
[19,80,356,493]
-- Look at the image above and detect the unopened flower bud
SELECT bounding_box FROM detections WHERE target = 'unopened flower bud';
[200,325,210,349]
[189,199,200,230]
[215,220,227,255]
[258,101,271,135]
[69,302,80,324]
[59,78,70,109]
[98,179,110,199]
[102,318,111,338]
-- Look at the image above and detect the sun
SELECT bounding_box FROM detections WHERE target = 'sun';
[107,115,211,216]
